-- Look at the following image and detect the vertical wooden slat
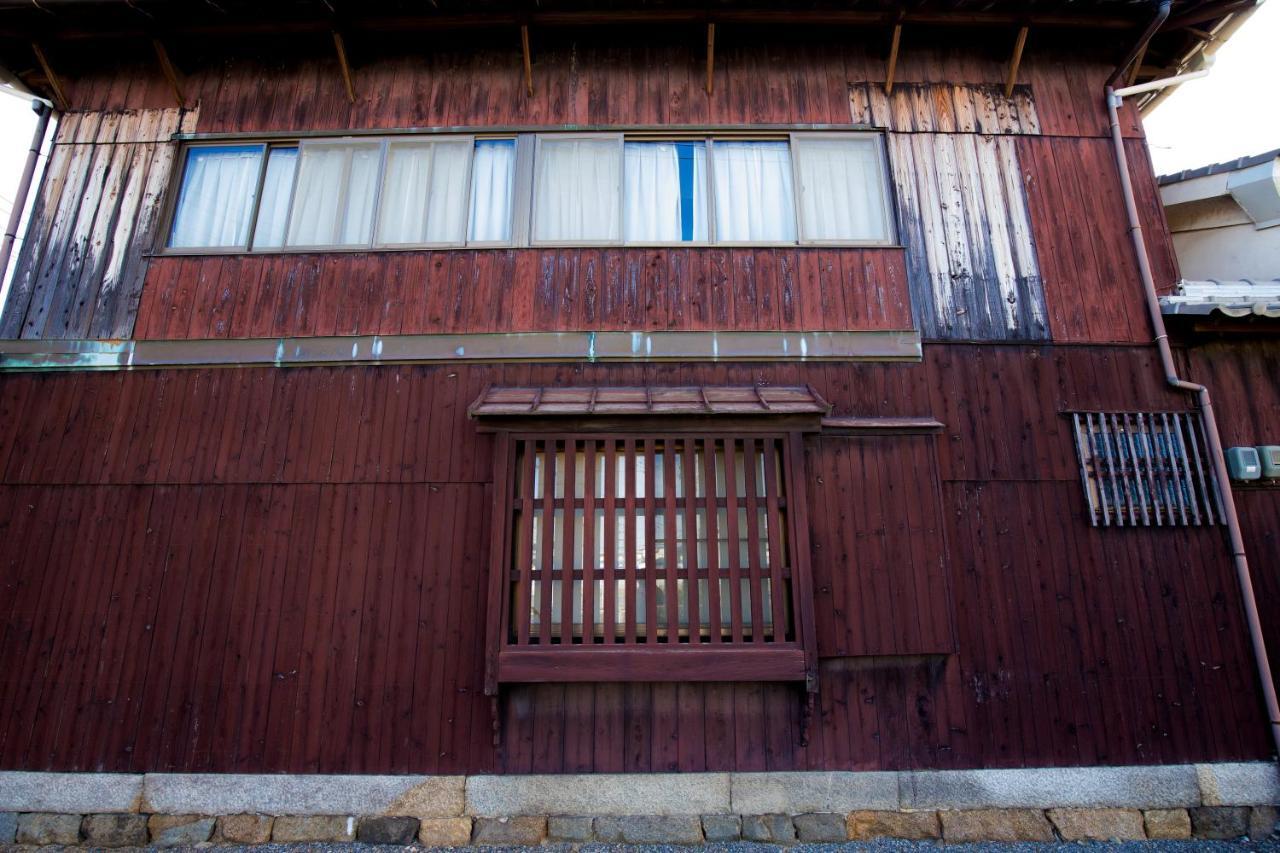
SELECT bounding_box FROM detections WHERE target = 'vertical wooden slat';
[1158,413,1188,525]
[484,436,513,694]
[560,438,577,643]
[722,437,744,643]
[582,439,597,643]
[742,437,765,643]
[1088,414,1112,526]
[785,432,819,689]
[662,438,680,642]
[682,436,701,644]
[643,438,658,644]
[516,439,536,645]
[539,438,557,644]
[701,435,723,643]
[762,438,787,641]
[603,439,618,642]
[623,438,638,644]
[1185,413,1218,524]
[1101,413,1130,526]
[1136,414,1164,524]
[1120,413,1151,526]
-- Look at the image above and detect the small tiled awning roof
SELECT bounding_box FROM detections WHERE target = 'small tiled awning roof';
[470,385,831,417]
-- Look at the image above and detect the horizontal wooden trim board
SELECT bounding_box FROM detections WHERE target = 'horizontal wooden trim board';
[496,646,810,684]
[0,330,922,371]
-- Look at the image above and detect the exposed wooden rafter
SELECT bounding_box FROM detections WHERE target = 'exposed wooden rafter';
[151,38,187,107]
[883,21,902,95]
[29,42,68,111]
[520,24,533,97]
[1126,43,1148,86]
[1004,25,1028,98]
[332,29,356,103]
[705,22,715,95]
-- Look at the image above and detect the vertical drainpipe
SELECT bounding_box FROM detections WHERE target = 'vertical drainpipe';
[0,99,53,291]
[1105,0,1280,758]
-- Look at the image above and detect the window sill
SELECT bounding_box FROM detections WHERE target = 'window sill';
[152,243,907,258]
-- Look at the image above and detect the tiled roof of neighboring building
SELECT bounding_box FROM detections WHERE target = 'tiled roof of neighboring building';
[1158,148,1280,186]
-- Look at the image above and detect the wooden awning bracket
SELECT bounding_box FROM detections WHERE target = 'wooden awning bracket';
[883,17,903,95]
[1004,25,1030,98]
[151,37,186,107]
[705,22,715,95]
[331,29,356,103]
[30,42,68,112]
[520,24,533,97]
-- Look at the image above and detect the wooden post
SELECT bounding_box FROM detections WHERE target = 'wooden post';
[151,39,187,107]
[520,25,534,97]
[1004,26,1029,98]
[30,43,68,112]
[331,30,356,103]
[884,23,902,95]
[705,22,716,94]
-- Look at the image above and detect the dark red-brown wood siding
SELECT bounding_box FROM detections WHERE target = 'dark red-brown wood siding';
[1,345,1273,774]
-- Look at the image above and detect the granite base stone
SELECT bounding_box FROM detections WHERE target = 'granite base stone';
[82,813,148,847]
[215,813,274,844]
[847,809,941,840]
[0,812,16,844]
[794,812,845,842]
[742,813,796,842]
[701,813,742,841]
[1144,808,1192,839]
[594,815,704,844]
[546,815,594,842]
[1192,805,1251,839]
[271,814,356,842]
[1252,805,1280,840]
[940,808,1056,842]
[148,814,215,846]
[471,815,546,845]
[16,813,82,845]
[418,816,473,846]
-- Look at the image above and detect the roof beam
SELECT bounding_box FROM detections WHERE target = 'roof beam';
[1003,25,1028,98]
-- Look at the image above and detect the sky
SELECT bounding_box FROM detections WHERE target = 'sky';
[0,4,1276,284]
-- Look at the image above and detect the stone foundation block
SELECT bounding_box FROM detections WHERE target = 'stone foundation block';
[1191,806,1250,839]
[594,815,703,843]
[1047,807,1144,840]
[17,812,82,845]
[547,815,594,842]
[419,816,473,846]
[357,815,419,844]
[794,812,845,842]
[741,813,796,842]
[1144,808,1191,839]
[82,813,148,847]
[0,812,15,844]
[148,814,215,846]
[702,814,741,841]
[472,815,546,845]
[215,813,274,844]
[272,814,356,842]
[847,810,941,840]
[940,808,1055,842]
[1251,806,1279,840]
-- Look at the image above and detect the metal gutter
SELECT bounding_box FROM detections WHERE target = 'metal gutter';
[0,329,923,371]
[1106,0,1280,758]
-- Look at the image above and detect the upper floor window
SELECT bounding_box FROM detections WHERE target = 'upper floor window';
[165,130,894,252]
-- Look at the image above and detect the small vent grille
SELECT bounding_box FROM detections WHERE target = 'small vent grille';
[1070,411,1222,527]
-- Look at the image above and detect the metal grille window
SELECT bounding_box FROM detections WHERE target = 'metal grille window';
[1070,411,1222,527]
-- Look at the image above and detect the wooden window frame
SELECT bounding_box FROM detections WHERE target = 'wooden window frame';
[481,421,820,744]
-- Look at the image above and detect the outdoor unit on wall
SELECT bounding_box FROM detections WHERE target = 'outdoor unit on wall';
[1226,446,1262,481]
[1257,446,1280,478]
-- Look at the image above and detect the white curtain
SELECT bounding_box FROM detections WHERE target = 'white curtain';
[623,142,708,243]
[795,136,890,242]
[250,147,298,249]
[468,139,516,243]
[168,145,263,248]
[711,141,797,242]
[533,137,621,242]
[376,140,471,245]
[286,142,381,247]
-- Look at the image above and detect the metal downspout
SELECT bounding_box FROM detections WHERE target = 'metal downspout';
[0,99,52,289]
[1106,1,1280,757]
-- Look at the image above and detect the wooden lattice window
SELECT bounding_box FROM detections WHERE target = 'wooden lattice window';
[1070,411,1223,527]
[475,386,825,745]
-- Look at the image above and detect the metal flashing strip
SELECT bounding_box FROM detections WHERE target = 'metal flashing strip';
[0,330,922,371]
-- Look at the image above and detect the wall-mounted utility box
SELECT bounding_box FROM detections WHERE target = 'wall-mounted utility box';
[1257,446,1280,478]
[1226,446,1262,480]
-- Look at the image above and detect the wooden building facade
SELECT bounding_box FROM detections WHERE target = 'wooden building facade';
[0,0,1276,779]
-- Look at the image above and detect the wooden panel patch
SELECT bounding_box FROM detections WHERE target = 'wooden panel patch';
[887,132,1049,341]
[0,107,198,341]
[849,82,1041,136]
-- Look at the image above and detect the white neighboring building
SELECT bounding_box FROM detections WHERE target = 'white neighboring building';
[1159,148,1280,282]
